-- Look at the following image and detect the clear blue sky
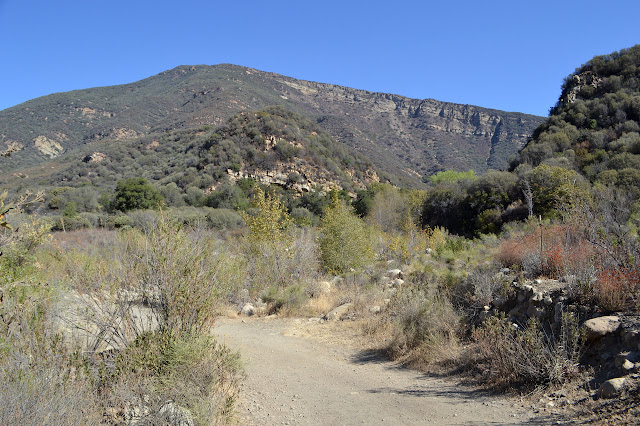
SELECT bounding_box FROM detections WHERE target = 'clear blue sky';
[1,0,638,116]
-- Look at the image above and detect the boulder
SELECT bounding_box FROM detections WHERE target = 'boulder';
[583,316,620,340]
[530,291,544,302]
[391,278,404,288]
[308,281,332,297]
[241,303,256,316]
[323,303,353,321]
[598,378,626,399]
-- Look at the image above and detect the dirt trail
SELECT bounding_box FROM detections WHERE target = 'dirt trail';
[214,317,540,425]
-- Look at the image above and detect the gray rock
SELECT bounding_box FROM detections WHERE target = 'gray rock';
[370,305,382,314]
[324,303,353,321]
[308,281,332,297]
[583,316,620,340]
[543,295,553,305]
[391,278,404,287]
[241,303,256,316]
[615,351,640,367]
[598,378,626,399]
[530,291,544,302]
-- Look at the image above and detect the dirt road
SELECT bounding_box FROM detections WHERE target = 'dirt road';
[214,317,540,425]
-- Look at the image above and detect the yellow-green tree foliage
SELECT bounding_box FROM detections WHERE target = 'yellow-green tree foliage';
[529,164,591,216]
[241,187,293,243]
[319,192,374,274]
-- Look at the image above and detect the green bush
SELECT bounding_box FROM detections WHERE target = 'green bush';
[112,177,164,212]
[319,194,374,274]
[206,208,245,230]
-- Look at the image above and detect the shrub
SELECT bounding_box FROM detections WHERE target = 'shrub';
[109,332,243,425]
[472,313,583,388]
[385,287,461,367]
[206,208,245,230]
[112,177,164,212]
[261,285,309,315]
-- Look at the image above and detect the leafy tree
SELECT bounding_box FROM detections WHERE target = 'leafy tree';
[112,178,164,212]
[319,191,374,274]
[529,165,589,216]
[241,187,292,243]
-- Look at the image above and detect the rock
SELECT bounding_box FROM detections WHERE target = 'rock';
[615,351,640,367]
[308,281,332,297]
[323,303,353,321]
[391,278,404,287]
[370,305,382,314]
[583,316,621,340]
[387,269,403,279]
[425,248,433,255]
[530,291,544,302]
[157,400,195,426]
[500,267,511,274]
[543,295,553,305]
[622,359,635,371]
[598,378,626,398]
[241,303,256,316]
[526,303,545,319]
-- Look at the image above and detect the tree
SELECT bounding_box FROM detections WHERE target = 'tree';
[112,178,164,212]
[319,191,374,274]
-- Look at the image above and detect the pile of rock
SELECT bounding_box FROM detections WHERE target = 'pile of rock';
[485,274,640,400]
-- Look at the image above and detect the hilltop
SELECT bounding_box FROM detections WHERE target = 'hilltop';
[0,64,543,187]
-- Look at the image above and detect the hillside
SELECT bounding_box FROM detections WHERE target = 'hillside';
[0,64,544,187]
[16,107,382,195]
[517,45,640,195]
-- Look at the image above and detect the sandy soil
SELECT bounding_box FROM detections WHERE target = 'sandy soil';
[213,317,541,425]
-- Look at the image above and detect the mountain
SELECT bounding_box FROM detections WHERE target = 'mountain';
[0,64,544,187]
[516,45,640,194]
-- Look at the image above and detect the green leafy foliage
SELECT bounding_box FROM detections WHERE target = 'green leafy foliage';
[319,192,374,274]
[111,177,164,212]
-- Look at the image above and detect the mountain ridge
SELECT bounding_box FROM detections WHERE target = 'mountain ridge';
[0,64,545,186]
